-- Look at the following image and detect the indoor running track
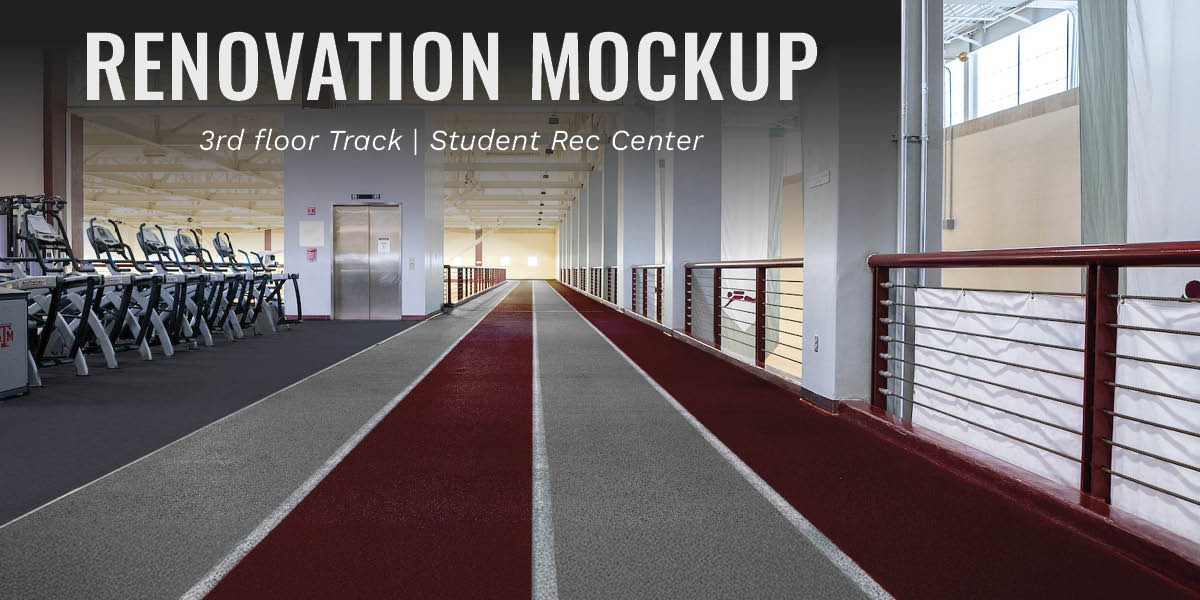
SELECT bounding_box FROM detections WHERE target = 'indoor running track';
[0,280,1195,599]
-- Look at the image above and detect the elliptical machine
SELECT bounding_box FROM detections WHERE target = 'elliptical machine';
[236,241,301,330]
[210,232,275,334]
[86,218,175,358]
[0,195,119,378]
[136,223,212,347]
[172,227,245,340]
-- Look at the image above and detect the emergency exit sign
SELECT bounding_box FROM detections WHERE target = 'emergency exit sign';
[306,206,316,216]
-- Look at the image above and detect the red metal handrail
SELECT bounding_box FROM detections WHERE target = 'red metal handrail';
[870,240,1200,508]
[869,240,1200,268]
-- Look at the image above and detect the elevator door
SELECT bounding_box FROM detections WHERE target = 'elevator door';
[333,205,403,320]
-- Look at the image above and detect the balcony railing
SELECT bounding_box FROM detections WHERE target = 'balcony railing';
[631,264,665,323]
[443,266,506,306]
[869,241,1200,522]
[561,266,619,304]
[684,259,804,376]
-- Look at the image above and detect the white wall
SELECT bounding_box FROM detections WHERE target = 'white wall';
[801,45,900,402]
[283,107,430,318]
[942,91,1082,293]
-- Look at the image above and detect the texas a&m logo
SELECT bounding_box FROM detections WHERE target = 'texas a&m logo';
[0,323,13,348]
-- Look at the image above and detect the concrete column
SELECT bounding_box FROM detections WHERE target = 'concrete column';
[602,140,619,296]
[664,101,722,329]
[474,229,483,266]
[617,106,656,310]
[577,177,589,271]
[800,42,900,402]
[587,168,603,283]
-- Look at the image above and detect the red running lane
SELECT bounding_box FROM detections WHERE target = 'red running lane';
[208,282,533,599]
[549,281,1199,600]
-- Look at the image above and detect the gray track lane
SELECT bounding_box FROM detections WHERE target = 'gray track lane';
[0,283,516,600]
[534,281,870,600]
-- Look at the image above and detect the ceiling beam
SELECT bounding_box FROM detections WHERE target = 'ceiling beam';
[447,194,575,203]
[443,162,593,172]
[444,181,582,189]
[85,163,284,174]
[84,174,276,215]
[85,117,282,186]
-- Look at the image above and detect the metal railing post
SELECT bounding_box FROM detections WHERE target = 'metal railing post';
[457,267,464,302]
[1082,263,1118,502]
[871,267,891,411]
[685,266,693,335]
[713,267,722,349]
[631,267,638,311]
[641,268,648,316]
[655,267,663,323]
[445,265,450,305]
[754,266,766,367]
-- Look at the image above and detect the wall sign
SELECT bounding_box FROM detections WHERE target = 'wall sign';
[298,220,325,247]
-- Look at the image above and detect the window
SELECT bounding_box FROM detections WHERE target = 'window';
[1017,11,1073,104]
[975,34,1020,118]
[499,256,511,266]
[944,58,966,127]
[527,255,539,267]
[945,10,1076,126]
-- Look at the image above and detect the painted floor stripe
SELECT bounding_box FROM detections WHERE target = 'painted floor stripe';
[532,282,561,600]
[179,281,519,600]
[546,283,893,600]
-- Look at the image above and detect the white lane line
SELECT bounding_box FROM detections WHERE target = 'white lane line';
[0,302,466,533]
[546,284,894,600]
[179,281,520,600]
[531,282,561,600]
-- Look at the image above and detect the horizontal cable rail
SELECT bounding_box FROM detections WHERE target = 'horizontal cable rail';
[685,258,803,378]
[444,266,507,306]
[881,318,1085,352]
[881,352,1081,407]
[871,240,1200,515]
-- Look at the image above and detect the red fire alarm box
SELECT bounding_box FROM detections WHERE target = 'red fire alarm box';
[306,206,317,216]
[306,248,317,261]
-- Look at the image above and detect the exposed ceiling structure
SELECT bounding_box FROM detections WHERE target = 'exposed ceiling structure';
[943,1,1075,48]
[82,113,284,232]
[436,111,602,232]
[82,110,606,235]
[944,1,1033,45]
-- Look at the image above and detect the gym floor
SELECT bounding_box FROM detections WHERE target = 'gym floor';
[0,282,1195,599]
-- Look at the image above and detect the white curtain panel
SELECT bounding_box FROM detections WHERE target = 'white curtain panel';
[911,289,1086,487]
[719,127,773,360]
[1120,0,1200,540]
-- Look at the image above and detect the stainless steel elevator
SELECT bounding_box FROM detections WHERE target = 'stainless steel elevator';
[332,205,403,320]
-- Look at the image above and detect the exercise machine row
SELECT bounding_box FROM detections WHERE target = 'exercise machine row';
[0,195,302,385]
